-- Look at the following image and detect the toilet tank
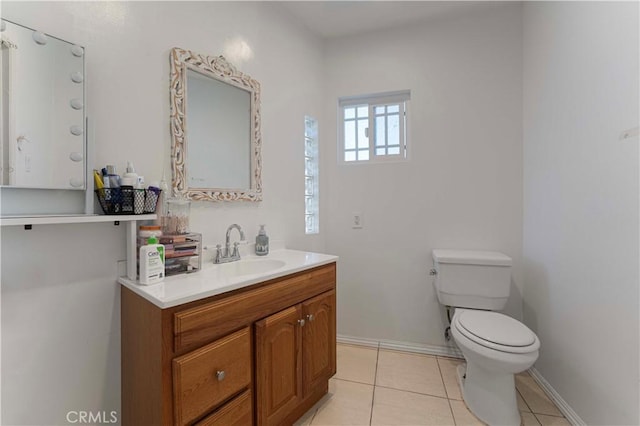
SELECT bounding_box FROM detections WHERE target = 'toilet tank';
[432,249,512,310]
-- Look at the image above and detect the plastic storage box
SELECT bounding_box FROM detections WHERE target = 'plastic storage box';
[137,232,202,278]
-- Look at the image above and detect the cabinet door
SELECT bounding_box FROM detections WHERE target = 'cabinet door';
[302,290,336,396]
[255,305,303,426]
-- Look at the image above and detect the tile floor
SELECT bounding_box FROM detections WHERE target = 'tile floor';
[294,343,570,426]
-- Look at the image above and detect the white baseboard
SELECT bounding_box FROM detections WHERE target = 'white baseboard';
[337,334,463,358]
[529,367,585,426]
[336,334,380,348]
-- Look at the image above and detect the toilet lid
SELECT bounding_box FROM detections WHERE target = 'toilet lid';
[456,310,537,348]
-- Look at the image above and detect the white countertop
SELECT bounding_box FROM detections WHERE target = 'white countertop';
[118,249,338,308]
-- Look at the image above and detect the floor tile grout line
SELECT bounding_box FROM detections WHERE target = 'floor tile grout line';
[436,356,458,424]
[517,387,535,414]
[529,412,543,426]
[332,376,376,387]
[517,388,568,420]
[533,412,567,419]
[369,342,380,426]
[373,383,453,401]
[533,412,547,424]
[516,377,567,420]
[436,356,453,399]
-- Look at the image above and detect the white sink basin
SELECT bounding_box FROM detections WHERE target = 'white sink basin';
[121,249,339,308]
[219,258,286,277]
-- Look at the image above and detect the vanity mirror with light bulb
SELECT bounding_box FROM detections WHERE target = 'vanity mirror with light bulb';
[1,18,91,217]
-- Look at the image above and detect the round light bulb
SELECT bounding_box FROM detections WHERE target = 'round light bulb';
[70,99,84,110]
[69,178,84,188]
[71,45,84,57]
[70,125,83,136]
[32,31,48,45]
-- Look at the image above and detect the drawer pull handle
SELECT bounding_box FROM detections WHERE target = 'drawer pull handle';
[216,370,226,381]
[298,319,306,327]
[306,314,315,322]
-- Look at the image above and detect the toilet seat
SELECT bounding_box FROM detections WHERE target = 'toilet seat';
[453,310,540,354]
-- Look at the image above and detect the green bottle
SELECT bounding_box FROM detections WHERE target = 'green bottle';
[139,235,165,285]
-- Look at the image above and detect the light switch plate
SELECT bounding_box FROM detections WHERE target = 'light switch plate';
[352,212,363,229]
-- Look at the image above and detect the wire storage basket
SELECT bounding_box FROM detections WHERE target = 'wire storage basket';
[95,188,161,215]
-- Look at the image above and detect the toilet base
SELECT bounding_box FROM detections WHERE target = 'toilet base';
[456,363,521,426]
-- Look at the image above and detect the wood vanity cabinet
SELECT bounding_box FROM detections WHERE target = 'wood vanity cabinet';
[255,291,336,426]
[121,262,336,426]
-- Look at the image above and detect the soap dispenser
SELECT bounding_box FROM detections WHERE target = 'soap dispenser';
[255,225,269,256]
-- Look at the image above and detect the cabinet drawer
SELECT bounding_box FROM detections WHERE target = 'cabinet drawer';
[174,263,336,351]
[194,389,252,426]
[173,327,252,425]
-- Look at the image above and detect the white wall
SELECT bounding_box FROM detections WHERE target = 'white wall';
[1,224,126,425]
[522,2,639,425]
[1,2,324,424]
[323,4,523,348]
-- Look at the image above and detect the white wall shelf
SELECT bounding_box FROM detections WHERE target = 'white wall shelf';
[1,214,157,281]
[0,214,157,227]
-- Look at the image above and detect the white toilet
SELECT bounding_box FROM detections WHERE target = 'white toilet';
[432,249,540,426]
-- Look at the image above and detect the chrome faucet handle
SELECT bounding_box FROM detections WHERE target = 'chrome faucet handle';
[231,242,240,258]
[215,244,222,263]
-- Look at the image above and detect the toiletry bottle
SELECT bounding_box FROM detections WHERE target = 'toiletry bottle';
[120,178,135,213]
[146,182,161,214]
[124,161,139,187]
[102,170,111,202]
[93,170,104,190]
[106,165,120,188]
[255,225,269,256]
[139,235,165,285]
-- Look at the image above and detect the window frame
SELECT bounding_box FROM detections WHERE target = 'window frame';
[338,90,410,165]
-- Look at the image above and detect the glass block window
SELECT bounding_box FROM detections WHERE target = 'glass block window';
[305,116,319,235]
[339,90,409,164]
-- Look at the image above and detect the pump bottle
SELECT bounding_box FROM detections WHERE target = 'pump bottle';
[255,225,269,256]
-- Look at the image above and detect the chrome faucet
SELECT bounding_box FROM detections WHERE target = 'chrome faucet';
[214,224,246,263]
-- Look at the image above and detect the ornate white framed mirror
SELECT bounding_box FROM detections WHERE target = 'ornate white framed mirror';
[169,47,262,201]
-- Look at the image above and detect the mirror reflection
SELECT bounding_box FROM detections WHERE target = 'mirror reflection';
[170,47,262,202]
[186,68,251,190]
[0,19,86,189]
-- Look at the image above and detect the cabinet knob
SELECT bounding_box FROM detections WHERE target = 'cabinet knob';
[306,314,315,322]
[216,370,226,381]
[298,319,306,327]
